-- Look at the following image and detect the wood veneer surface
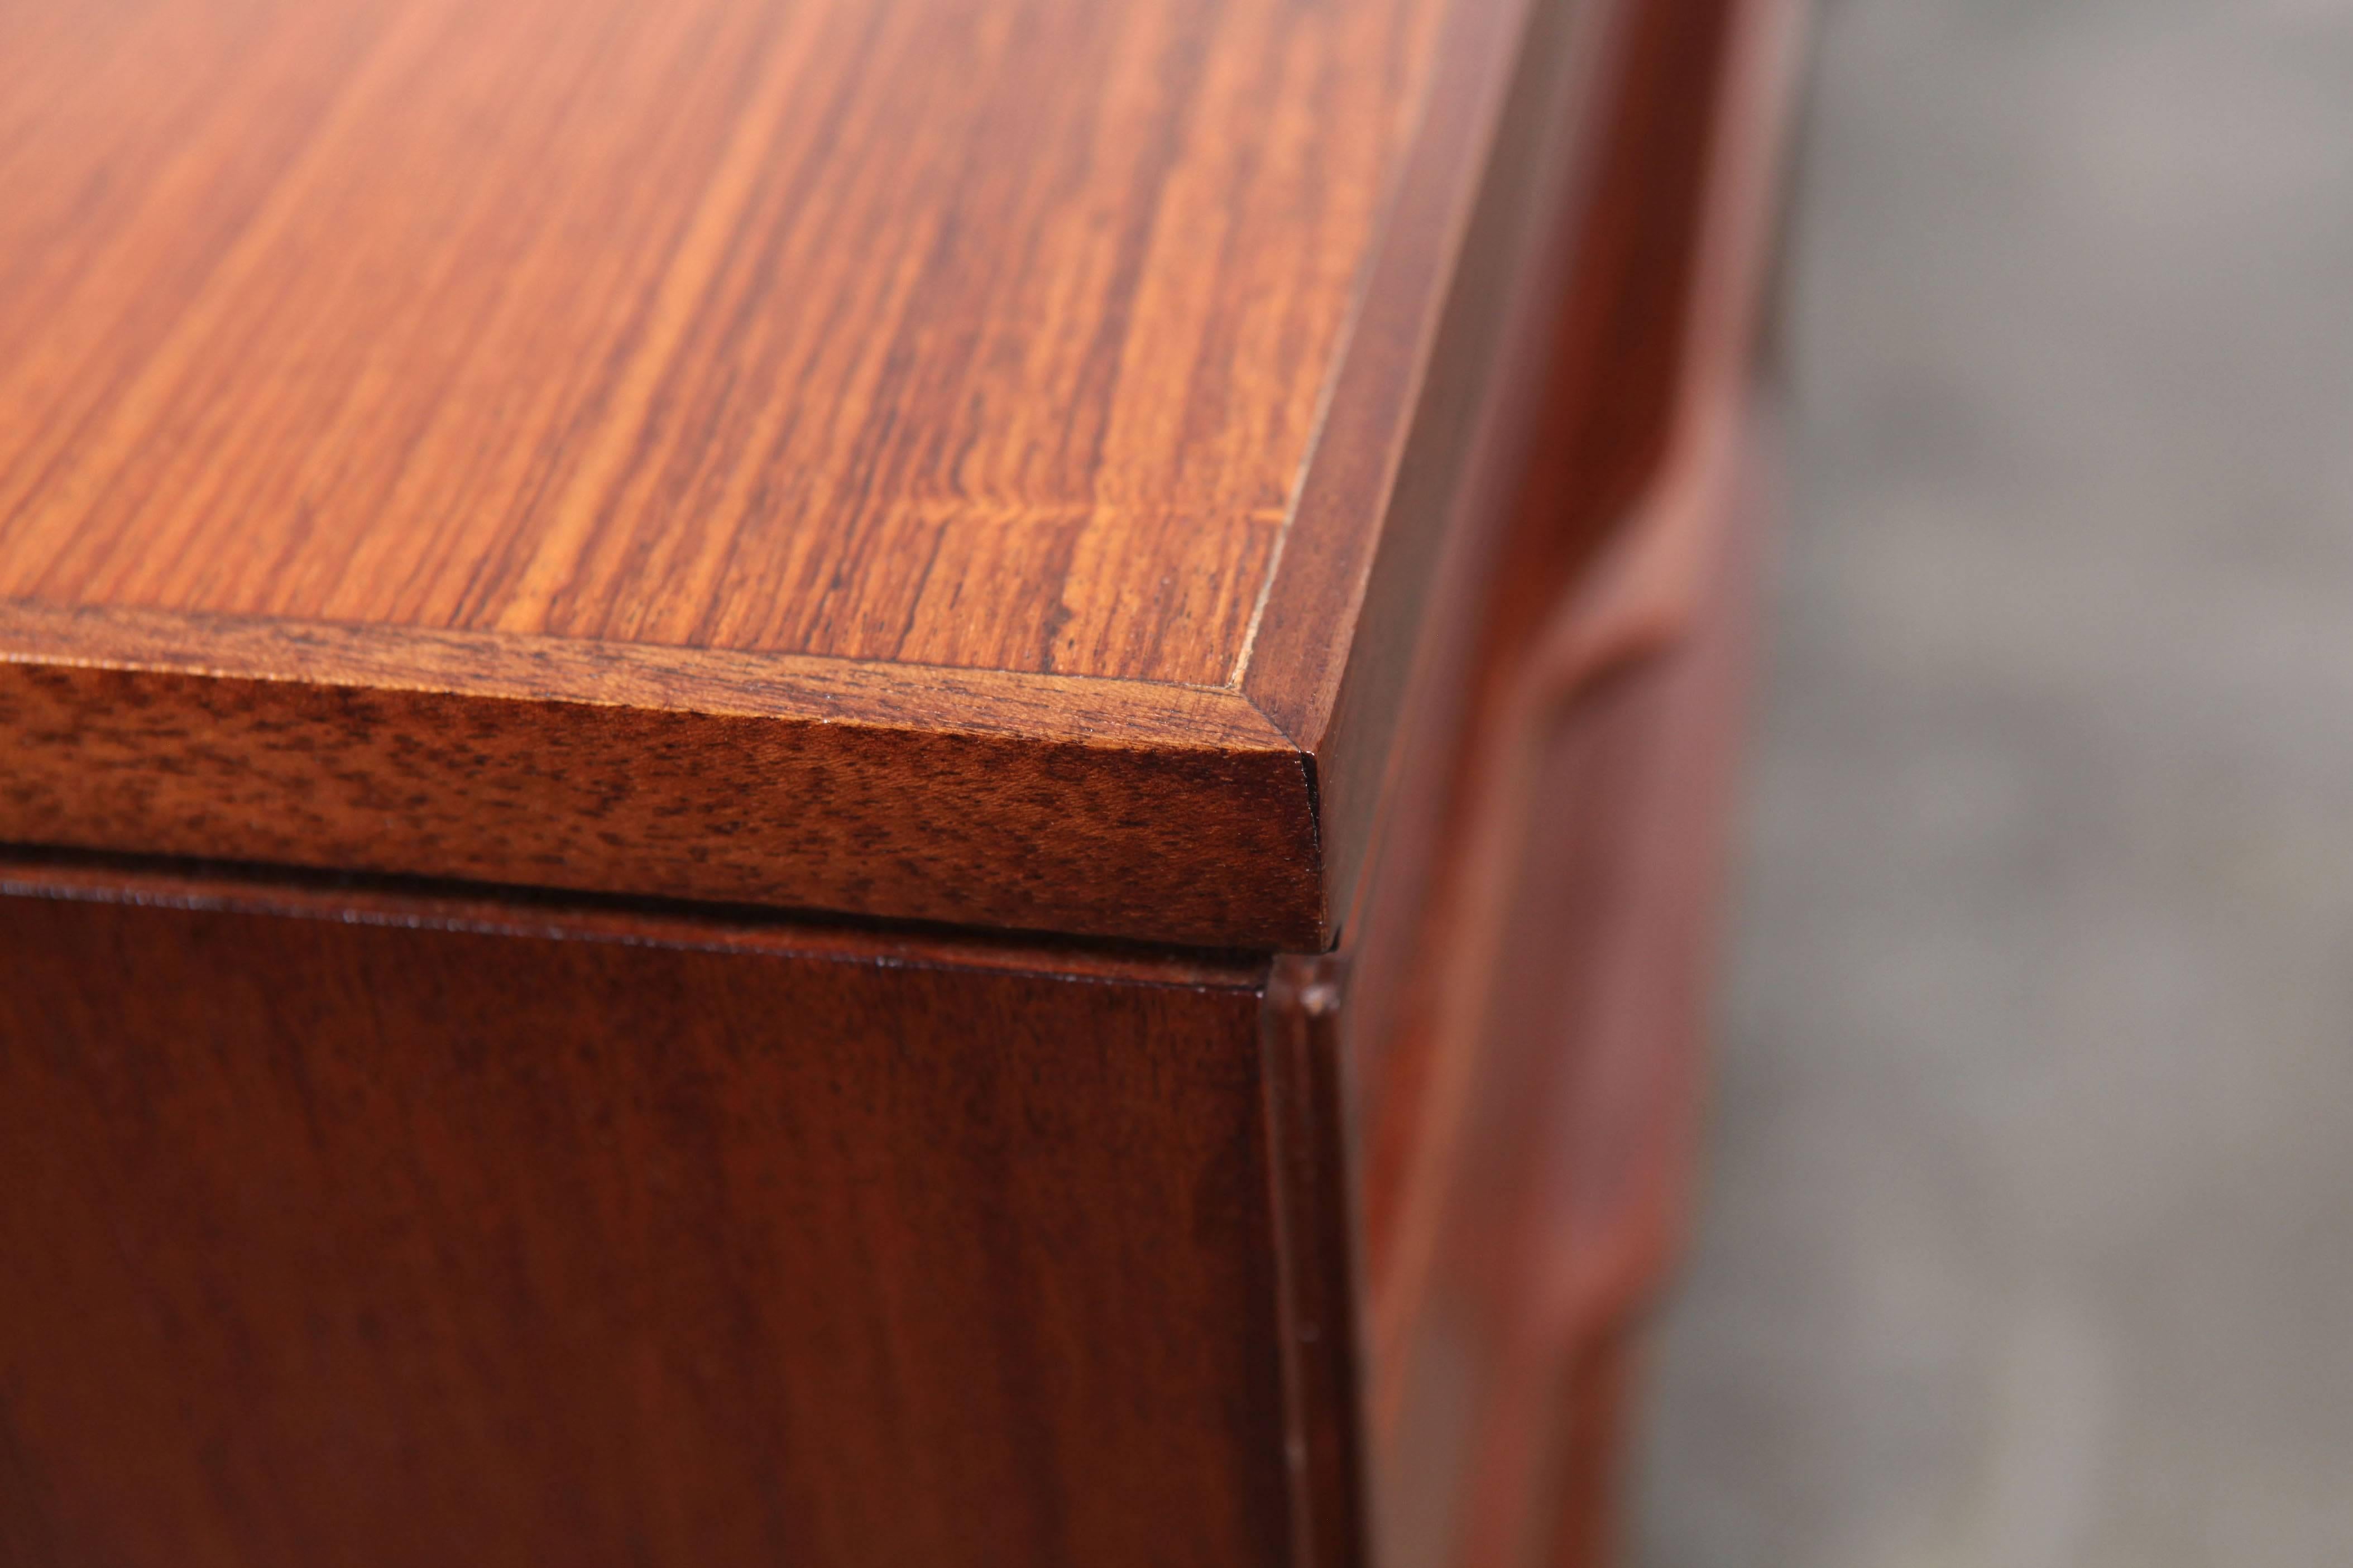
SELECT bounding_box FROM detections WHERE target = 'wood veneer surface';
[0,864,1297,1568]
[0,0,1439,683]
[0,0,1598,944]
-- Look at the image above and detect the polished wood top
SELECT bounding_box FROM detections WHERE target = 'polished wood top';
[0,0,1610,944]
[1,0,1438,682]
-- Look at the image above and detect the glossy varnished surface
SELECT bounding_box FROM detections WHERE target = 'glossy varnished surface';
[0,0,1439,683]
[0,0,1596,944]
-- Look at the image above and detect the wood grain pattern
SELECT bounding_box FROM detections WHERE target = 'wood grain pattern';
[0,0,1440,683]
[0,0,1622,944]
[0,602,1323,948]
[0,858,1304,1568]
[0,1,1796,1559]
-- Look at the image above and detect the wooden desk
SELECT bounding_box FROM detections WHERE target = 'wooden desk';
[0,0,1798,1561]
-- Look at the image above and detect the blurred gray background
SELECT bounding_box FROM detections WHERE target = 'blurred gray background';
[1636,1,2353,1563]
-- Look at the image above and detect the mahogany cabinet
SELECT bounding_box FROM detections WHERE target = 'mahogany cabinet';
[0,0,1798,1562]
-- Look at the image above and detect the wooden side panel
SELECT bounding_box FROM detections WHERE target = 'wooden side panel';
[1349,488,1763,1565]
[0,882,1289,1568]
[1319,0,1800,1557]
[1396,442,1767,1568]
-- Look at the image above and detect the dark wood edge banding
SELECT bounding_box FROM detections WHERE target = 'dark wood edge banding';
[0,602,1324,949]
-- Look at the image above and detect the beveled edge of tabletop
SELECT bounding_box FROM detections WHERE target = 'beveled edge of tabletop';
[0,598,1328,950]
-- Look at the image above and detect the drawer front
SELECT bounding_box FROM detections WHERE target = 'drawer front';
[0,885,1290,1568]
